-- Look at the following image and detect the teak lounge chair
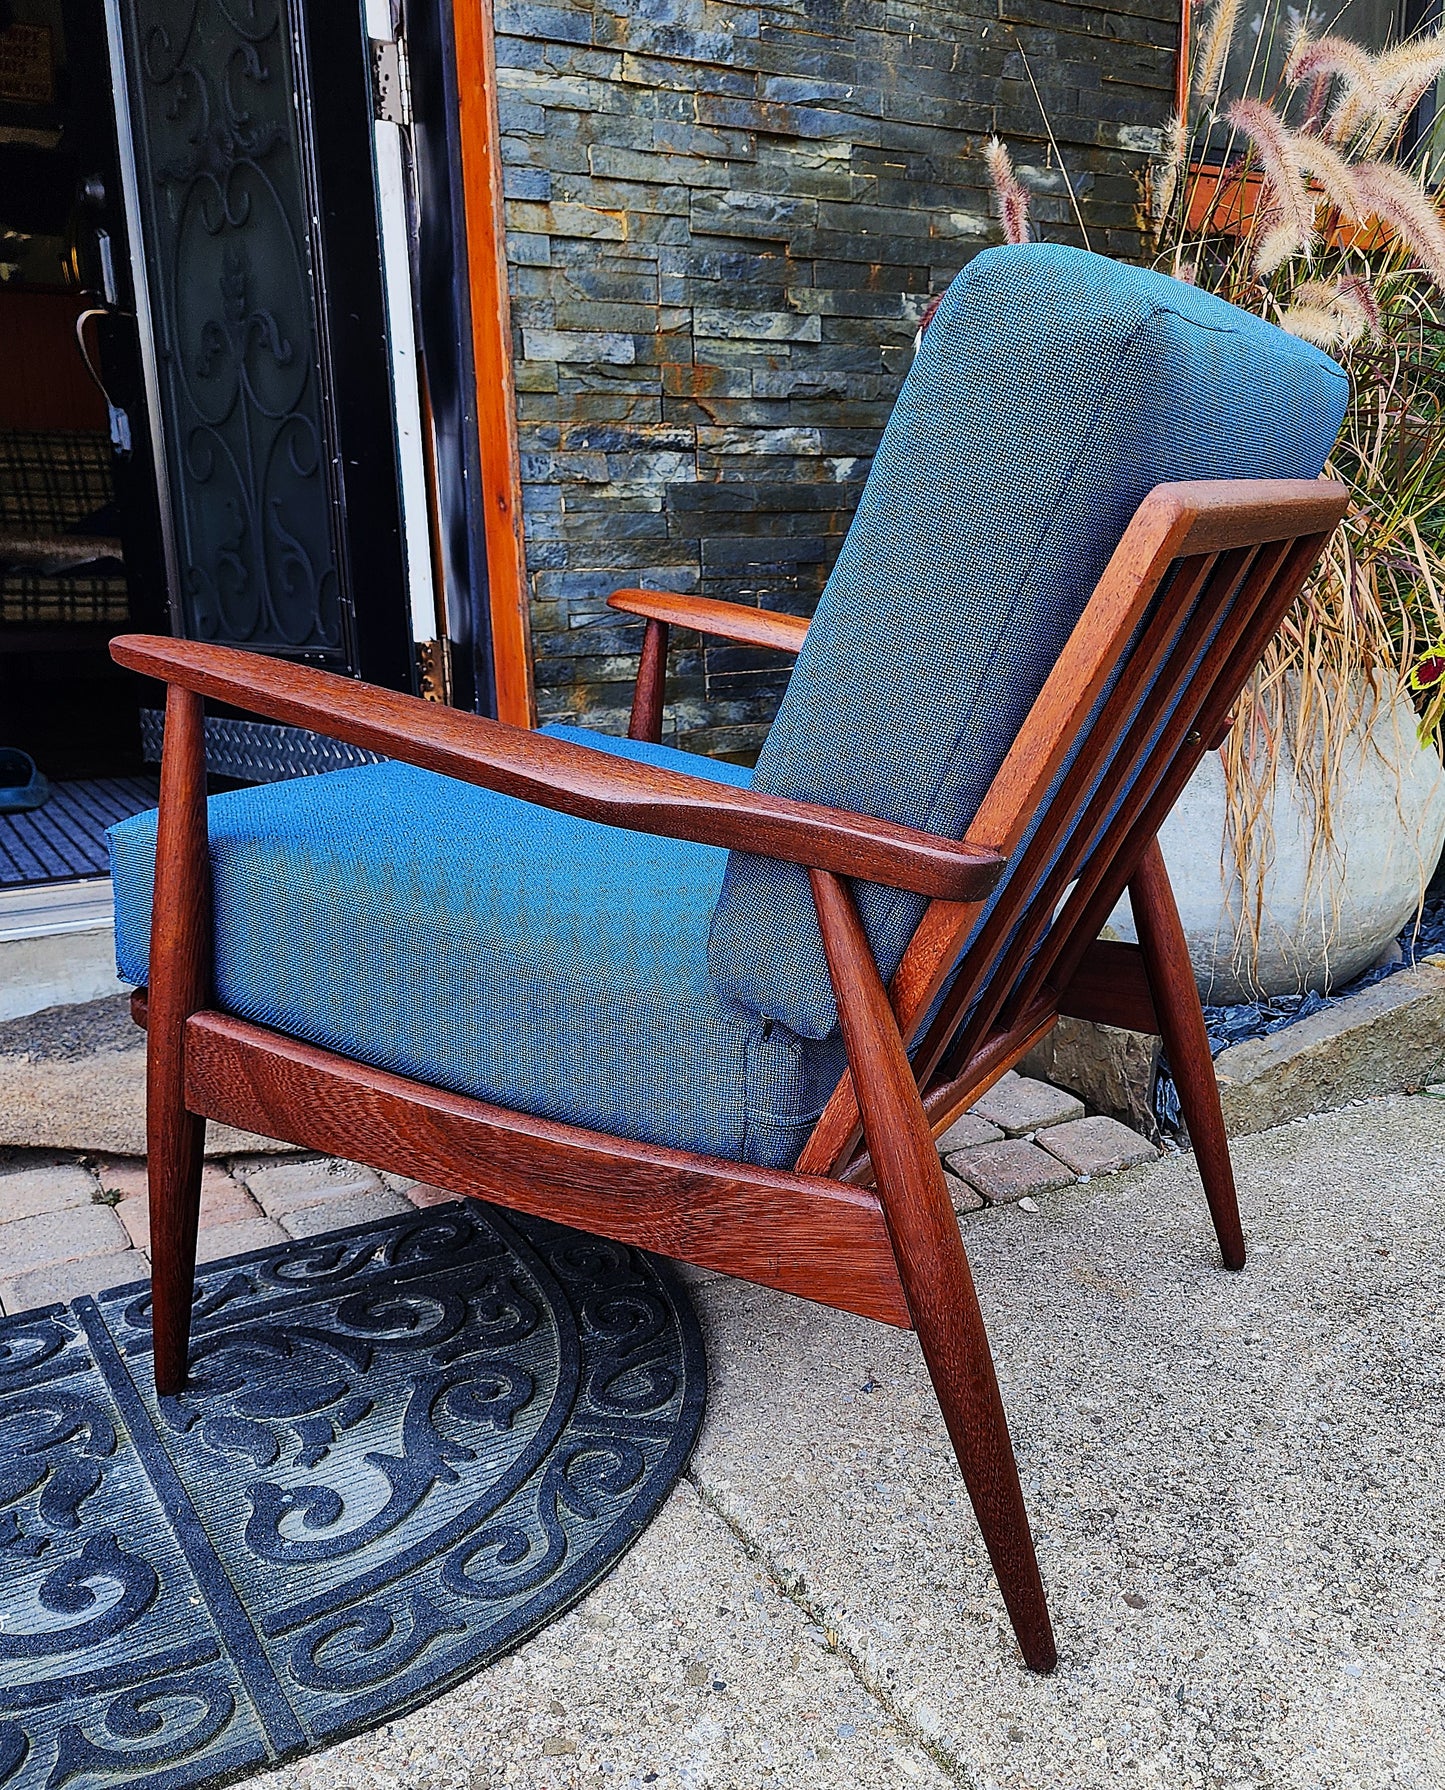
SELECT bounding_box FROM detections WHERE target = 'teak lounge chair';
[109,245,1350,1674]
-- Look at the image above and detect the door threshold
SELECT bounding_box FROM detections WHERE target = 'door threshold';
[0,878,129,1023]
[0,876,115,942]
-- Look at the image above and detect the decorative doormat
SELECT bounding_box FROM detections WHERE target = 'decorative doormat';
[0,1201,706,1789]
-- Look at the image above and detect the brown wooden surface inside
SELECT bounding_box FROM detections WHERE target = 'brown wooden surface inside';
[452,0,534,727]
[183,1010,911,1328]
[0,290,108,432]
[108,636,1005,900]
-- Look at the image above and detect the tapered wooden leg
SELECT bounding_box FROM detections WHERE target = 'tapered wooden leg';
[147,685,212,1394]
[811,870,1057,1673]
[1129,838,1245,1271]
[628,617,669,743]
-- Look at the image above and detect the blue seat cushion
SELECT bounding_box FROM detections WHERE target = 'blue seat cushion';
[706,242,1350,1039]
[108,724,845,1170]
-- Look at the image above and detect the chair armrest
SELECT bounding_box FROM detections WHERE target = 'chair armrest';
[607,589,810,654]
[111,635,1003,902]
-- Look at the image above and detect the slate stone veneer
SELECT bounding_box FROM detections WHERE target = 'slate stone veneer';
[496,0,1177,750]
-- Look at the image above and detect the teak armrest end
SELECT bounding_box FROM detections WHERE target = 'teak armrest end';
[111,635,1003,901]
[607,589,810,655]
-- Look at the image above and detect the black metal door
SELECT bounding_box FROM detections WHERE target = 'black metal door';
[104,0,415,702]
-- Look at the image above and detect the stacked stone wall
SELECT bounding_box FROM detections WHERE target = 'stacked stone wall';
[496,0,1177,748]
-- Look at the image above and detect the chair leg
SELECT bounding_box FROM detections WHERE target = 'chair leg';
[907,1200,1058,1673]
[1129,838,1245,1271]
[147,684,213,1394]
[148,1061,205,1397]
[811,869,1058,1673]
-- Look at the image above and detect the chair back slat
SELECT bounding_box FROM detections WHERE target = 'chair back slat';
[798,493,1346,1178]
[911,542,1258,1088]
[922,539,1288,1088]
[1019,528,1335,1016]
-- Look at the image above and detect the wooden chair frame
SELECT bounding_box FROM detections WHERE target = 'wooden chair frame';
[111,476,1347,1677]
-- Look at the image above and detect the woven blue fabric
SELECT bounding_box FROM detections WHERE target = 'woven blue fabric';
[706,242,1350,1039]
[108,724,845,1169]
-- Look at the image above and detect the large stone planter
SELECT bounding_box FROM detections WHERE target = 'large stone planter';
[1109,691,1445,1002]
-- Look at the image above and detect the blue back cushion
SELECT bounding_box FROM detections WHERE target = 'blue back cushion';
[706,243,1349,1039]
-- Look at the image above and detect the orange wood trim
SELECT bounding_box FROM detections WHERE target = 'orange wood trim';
[1184,162,1393,249]
[453,0,535,727]
[1175,0,1189,124]
[183,1010,913,1328]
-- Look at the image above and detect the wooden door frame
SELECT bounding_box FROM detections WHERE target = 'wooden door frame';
[1175,0,1189,118]
[452,0,536,728]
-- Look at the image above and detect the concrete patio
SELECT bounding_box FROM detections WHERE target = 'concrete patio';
[236,1091,1442,1790]
[3,1071,1443,1786]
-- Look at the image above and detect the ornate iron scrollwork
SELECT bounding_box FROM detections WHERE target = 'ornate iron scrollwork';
[121,0,350,663]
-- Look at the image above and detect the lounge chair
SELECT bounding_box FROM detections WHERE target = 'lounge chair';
[108,244,1350,1671]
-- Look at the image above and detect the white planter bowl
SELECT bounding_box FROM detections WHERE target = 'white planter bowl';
[1109,692,1445,1003]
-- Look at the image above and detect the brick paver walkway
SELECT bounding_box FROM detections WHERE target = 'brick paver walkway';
[0,1071,1158,1317]
[0,1153,453,1315]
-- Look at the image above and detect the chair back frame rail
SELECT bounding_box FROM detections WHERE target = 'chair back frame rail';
[114,476,1348,1679]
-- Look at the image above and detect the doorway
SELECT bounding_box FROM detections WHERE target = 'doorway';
[0,0,507,902]
[0,0,166,888]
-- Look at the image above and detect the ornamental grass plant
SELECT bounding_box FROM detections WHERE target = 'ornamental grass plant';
[986,2,1445,977]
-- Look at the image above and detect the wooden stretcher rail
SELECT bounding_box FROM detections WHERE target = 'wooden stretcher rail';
[182,1008,914,1329]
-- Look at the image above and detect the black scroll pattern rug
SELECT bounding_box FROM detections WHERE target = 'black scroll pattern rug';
[0,1201,706,1789]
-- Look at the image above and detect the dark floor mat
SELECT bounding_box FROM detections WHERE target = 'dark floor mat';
[0,776,158,886]
[0,1200,706,1787]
